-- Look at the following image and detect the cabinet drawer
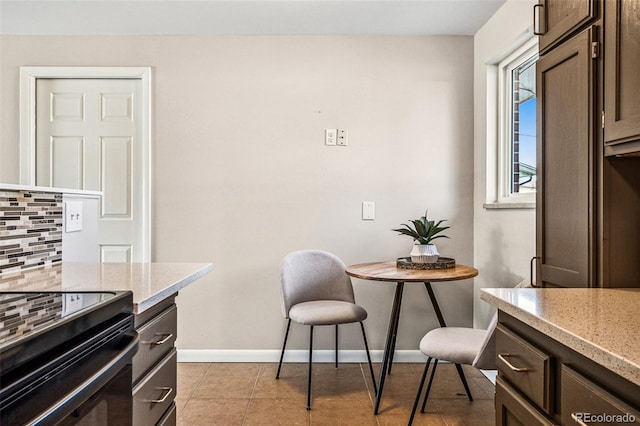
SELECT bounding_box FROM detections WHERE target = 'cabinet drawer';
[561,366,640,425]
[133,305,177,383]
[133,349,177,426]
[496,377,556,426]
[156,402,176,426]
[496,325,553,414]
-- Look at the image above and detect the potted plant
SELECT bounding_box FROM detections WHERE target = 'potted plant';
[392,210,450,263]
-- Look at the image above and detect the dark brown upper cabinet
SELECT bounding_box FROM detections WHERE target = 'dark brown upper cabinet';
[535,0,598,54]
[536,27,597,288]
[603,0,640,155]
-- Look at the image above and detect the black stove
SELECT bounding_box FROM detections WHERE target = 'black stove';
[0,291,138,425]
[1,292,118,346]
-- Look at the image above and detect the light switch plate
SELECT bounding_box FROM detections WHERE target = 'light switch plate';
[65,201,83,233]
[63,293,84,314]
[325,129,337,146]
[362,201,375,220]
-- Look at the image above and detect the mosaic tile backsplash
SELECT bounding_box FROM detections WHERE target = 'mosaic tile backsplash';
[0,190,63,275]
[0,292,62,345]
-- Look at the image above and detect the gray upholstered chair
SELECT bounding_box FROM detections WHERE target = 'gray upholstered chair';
[408,280,531,425]
[275,250,377,410]
[408,312,498,424]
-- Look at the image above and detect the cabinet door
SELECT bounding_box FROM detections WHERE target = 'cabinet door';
[561,366,640,425]
[537,0,597,54]
[536,27,596,288]
[496,377,557,426]
[604,0,640,151]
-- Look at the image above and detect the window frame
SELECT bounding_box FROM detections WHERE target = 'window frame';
[497,38,539,205]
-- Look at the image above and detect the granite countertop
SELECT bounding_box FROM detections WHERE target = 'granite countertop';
[481,287,640,387]
[0,262,213,314]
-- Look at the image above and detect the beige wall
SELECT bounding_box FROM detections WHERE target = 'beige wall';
[0,35,474,354]
[473,0,537,328]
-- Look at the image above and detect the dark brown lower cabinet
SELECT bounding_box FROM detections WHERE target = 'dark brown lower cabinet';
[561,366,640,425]
[496,378,556,426]
[132,295,178,425]
[495,312,640,425]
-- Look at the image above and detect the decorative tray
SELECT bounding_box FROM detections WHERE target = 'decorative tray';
[396,257,456,270]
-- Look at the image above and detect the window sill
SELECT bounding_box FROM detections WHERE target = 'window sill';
[483,202,536,210]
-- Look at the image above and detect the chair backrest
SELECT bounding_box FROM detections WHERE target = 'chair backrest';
[472,279,531,370]
[471,311,498,370]
[280,250,355,318]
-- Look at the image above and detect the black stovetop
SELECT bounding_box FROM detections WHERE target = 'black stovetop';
[0,292,118,349]
[0,291,133,373]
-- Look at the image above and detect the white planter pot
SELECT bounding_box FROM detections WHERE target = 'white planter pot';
[410,244,439,263]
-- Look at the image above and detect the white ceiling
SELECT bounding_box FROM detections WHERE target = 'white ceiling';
[0,0,505,36]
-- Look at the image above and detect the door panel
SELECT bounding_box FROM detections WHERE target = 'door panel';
[604,0,640,147]
[536,28,596,288]
[101,137,132,218]
[36,78,143,263]
[51,136,84,189]
[538,0,596,54]
[101,245,132,263]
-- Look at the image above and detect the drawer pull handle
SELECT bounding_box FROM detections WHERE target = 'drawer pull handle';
[533,4,545,35]
[146,387,173,404]
[146,333,174,346]
[571,413,588,426]
[530,256,540,287]
[498,353,529,372]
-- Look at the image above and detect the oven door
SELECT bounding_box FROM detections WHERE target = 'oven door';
[0,315,138,426]
[58,363,134,426]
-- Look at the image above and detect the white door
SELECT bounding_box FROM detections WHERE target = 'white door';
[36,78,145,263]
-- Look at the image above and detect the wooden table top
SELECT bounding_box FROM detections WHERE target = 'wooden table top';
[346,261,478,282]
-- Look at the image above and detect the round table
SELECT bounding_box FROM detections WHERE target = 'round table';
[346,261,478,414]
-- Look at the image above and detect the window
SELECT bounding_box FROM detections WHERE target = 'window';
[498,39,538,204]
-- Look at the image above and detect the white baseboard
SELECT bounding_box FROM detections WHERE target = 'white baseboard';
[177,349,427,363]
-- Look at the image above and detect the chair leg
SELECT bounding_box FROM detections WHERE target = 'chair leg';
[275,319,291,379]
[359,322,377,395]
[454,363,473,401]
[408,357,431,426]
[335,324,339,369]
[307,325,314,410]
[420,359,438,413]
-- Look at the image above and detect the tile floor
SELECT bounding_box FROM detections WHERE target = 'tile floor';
[176,362,496,425]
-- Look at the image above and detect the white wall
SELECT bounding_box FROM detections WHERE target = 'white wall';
[473,0,537,328]
[0,35,474,356]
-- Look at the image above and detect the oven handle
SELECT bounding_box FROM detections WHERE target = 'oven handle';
[28,331,139,426]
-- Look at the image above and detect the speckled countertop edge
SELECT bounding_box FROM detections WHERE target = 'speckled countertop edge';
[134,263,213,313]
[0,262,214,315]
[481,288,640,387]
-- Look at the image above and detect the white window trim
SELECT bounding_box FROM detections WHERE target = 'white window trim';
[497,37,538,205]
[484,36,538,210]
